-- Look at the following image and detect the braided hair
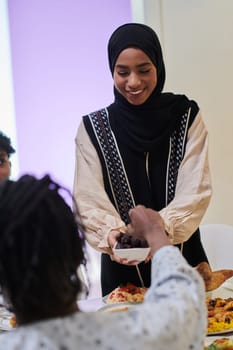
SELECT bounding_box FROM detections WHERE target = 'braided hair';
[0,174,87,322]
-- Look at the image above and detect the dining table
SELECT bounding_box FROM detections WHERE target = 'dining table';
[204,282,233,346]
[1,282,233,348]
[78,282,233,348]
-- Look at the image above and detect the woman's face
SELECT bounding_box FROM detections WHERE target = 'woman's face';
[0,150,11,181]
[113,47,157,105]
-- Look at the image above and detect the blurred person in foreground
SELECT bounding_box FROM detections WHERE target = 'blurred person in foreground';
[0,174,206,350]
[0,131,15,182]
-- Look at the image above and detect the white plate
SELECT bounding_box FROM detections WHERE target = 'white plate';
[207,328,233,336]
[112,247,150,262]
[99,302,137,313]
[0,307,15,331]
[102,294,109,304]
[222,279,233,292]
[206,286,233,299]
[205,335,233,347]
[0,318,14,331]
[206,290,233,336]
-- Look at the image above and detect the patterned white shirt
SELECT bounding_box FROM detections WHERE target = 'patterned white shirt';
[0,246,206,350]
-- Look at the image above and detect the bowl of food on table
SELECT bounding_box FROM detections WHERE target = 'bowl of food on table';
[101,282,148,313]
[104,282,147,304]
[205,337,233,349]
[195,261,233,338]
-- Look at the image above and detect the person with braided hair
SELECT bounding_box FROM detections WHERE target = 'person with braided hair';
[0,131,15,181]
[0,174,206,349]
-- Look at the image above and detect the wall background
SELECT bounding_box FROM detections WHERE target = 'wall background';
[5,1,132,298]
[7,0,132,188]
[133,0,233,226]
[0,0,18,177]
[6,0,233,225]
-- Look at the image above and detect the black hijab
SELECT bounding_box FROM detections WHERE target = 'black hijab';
[107,23,197,152]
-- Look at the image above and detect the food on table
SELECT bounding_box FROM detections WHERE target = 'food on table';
[115,233,148,249]
[204,337,233,349]
[206,297,233,334]
[102,305,130,313]
[9,315,17,328]
[106,283,147,304]
[196,262,233,291]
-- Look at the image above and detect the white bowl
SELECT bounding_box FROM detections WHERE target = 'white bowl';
[112,247,151,262]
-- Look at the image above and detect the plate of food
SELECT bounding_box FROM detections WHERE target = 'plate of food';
[205,337,233,349]
[0,310,16,331]
[112,233,150,262]
[103,283,147,304]
[206,296,233,335]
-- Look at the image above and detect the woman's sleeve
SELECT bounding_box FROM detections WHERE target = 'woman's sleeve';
[159,111,212,244]
[73,121,126,253]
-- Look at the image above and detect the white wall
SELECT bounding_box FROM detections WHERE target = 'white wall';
[0,0,18,178]
[132,0,233,225]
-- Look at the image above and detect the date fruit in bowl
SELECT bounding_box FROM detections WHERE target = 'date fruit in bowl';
[113,233,150,262]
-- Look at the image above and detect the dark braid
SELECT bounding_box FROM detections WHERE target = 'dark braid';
[0,174,87,320]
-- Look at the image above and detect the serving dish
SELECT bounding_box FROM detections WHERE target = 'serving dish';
[207,328,233,336]
[222,279,233,292]
[112,246,150,262]
[99,302,136,313]
[102,294,143,305]
[0,308,15,331]
[205,337,233,349]
[103,283,147,305]
[0,317,13,332]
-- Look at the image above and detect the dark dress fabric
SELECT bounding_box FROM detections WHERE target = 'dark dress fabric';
[101,230,207,296]
[83,98,208,296]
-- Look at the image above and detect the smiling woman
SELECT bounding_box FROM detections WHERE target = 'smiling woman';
[73,22,212,297]
[113,47,158,105]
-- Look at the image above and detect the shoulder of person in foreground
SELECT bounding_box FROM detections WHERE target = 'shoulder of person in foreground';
[127,204,206,297]
[81,207,206,350]
[125,206,206,346]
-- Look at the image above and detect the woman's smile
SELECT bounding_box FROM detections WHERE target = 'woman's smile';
[126,89,144,95]
[113,47,157,105]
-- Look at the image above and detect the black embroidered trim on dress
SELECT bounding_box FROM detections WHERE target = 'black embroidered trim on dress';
[166,108,190,205]
[88,108,135,224]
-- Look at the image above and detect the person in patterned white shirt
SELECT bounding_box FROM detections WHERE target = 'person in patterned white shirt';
[0,174,206,350]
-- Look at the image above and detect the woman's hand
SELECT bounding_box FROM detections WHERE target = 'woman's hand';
[107,230,140,265]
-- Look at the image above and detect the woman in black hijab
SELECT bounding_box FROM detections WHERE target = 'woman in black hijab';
[74,23,212,296]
